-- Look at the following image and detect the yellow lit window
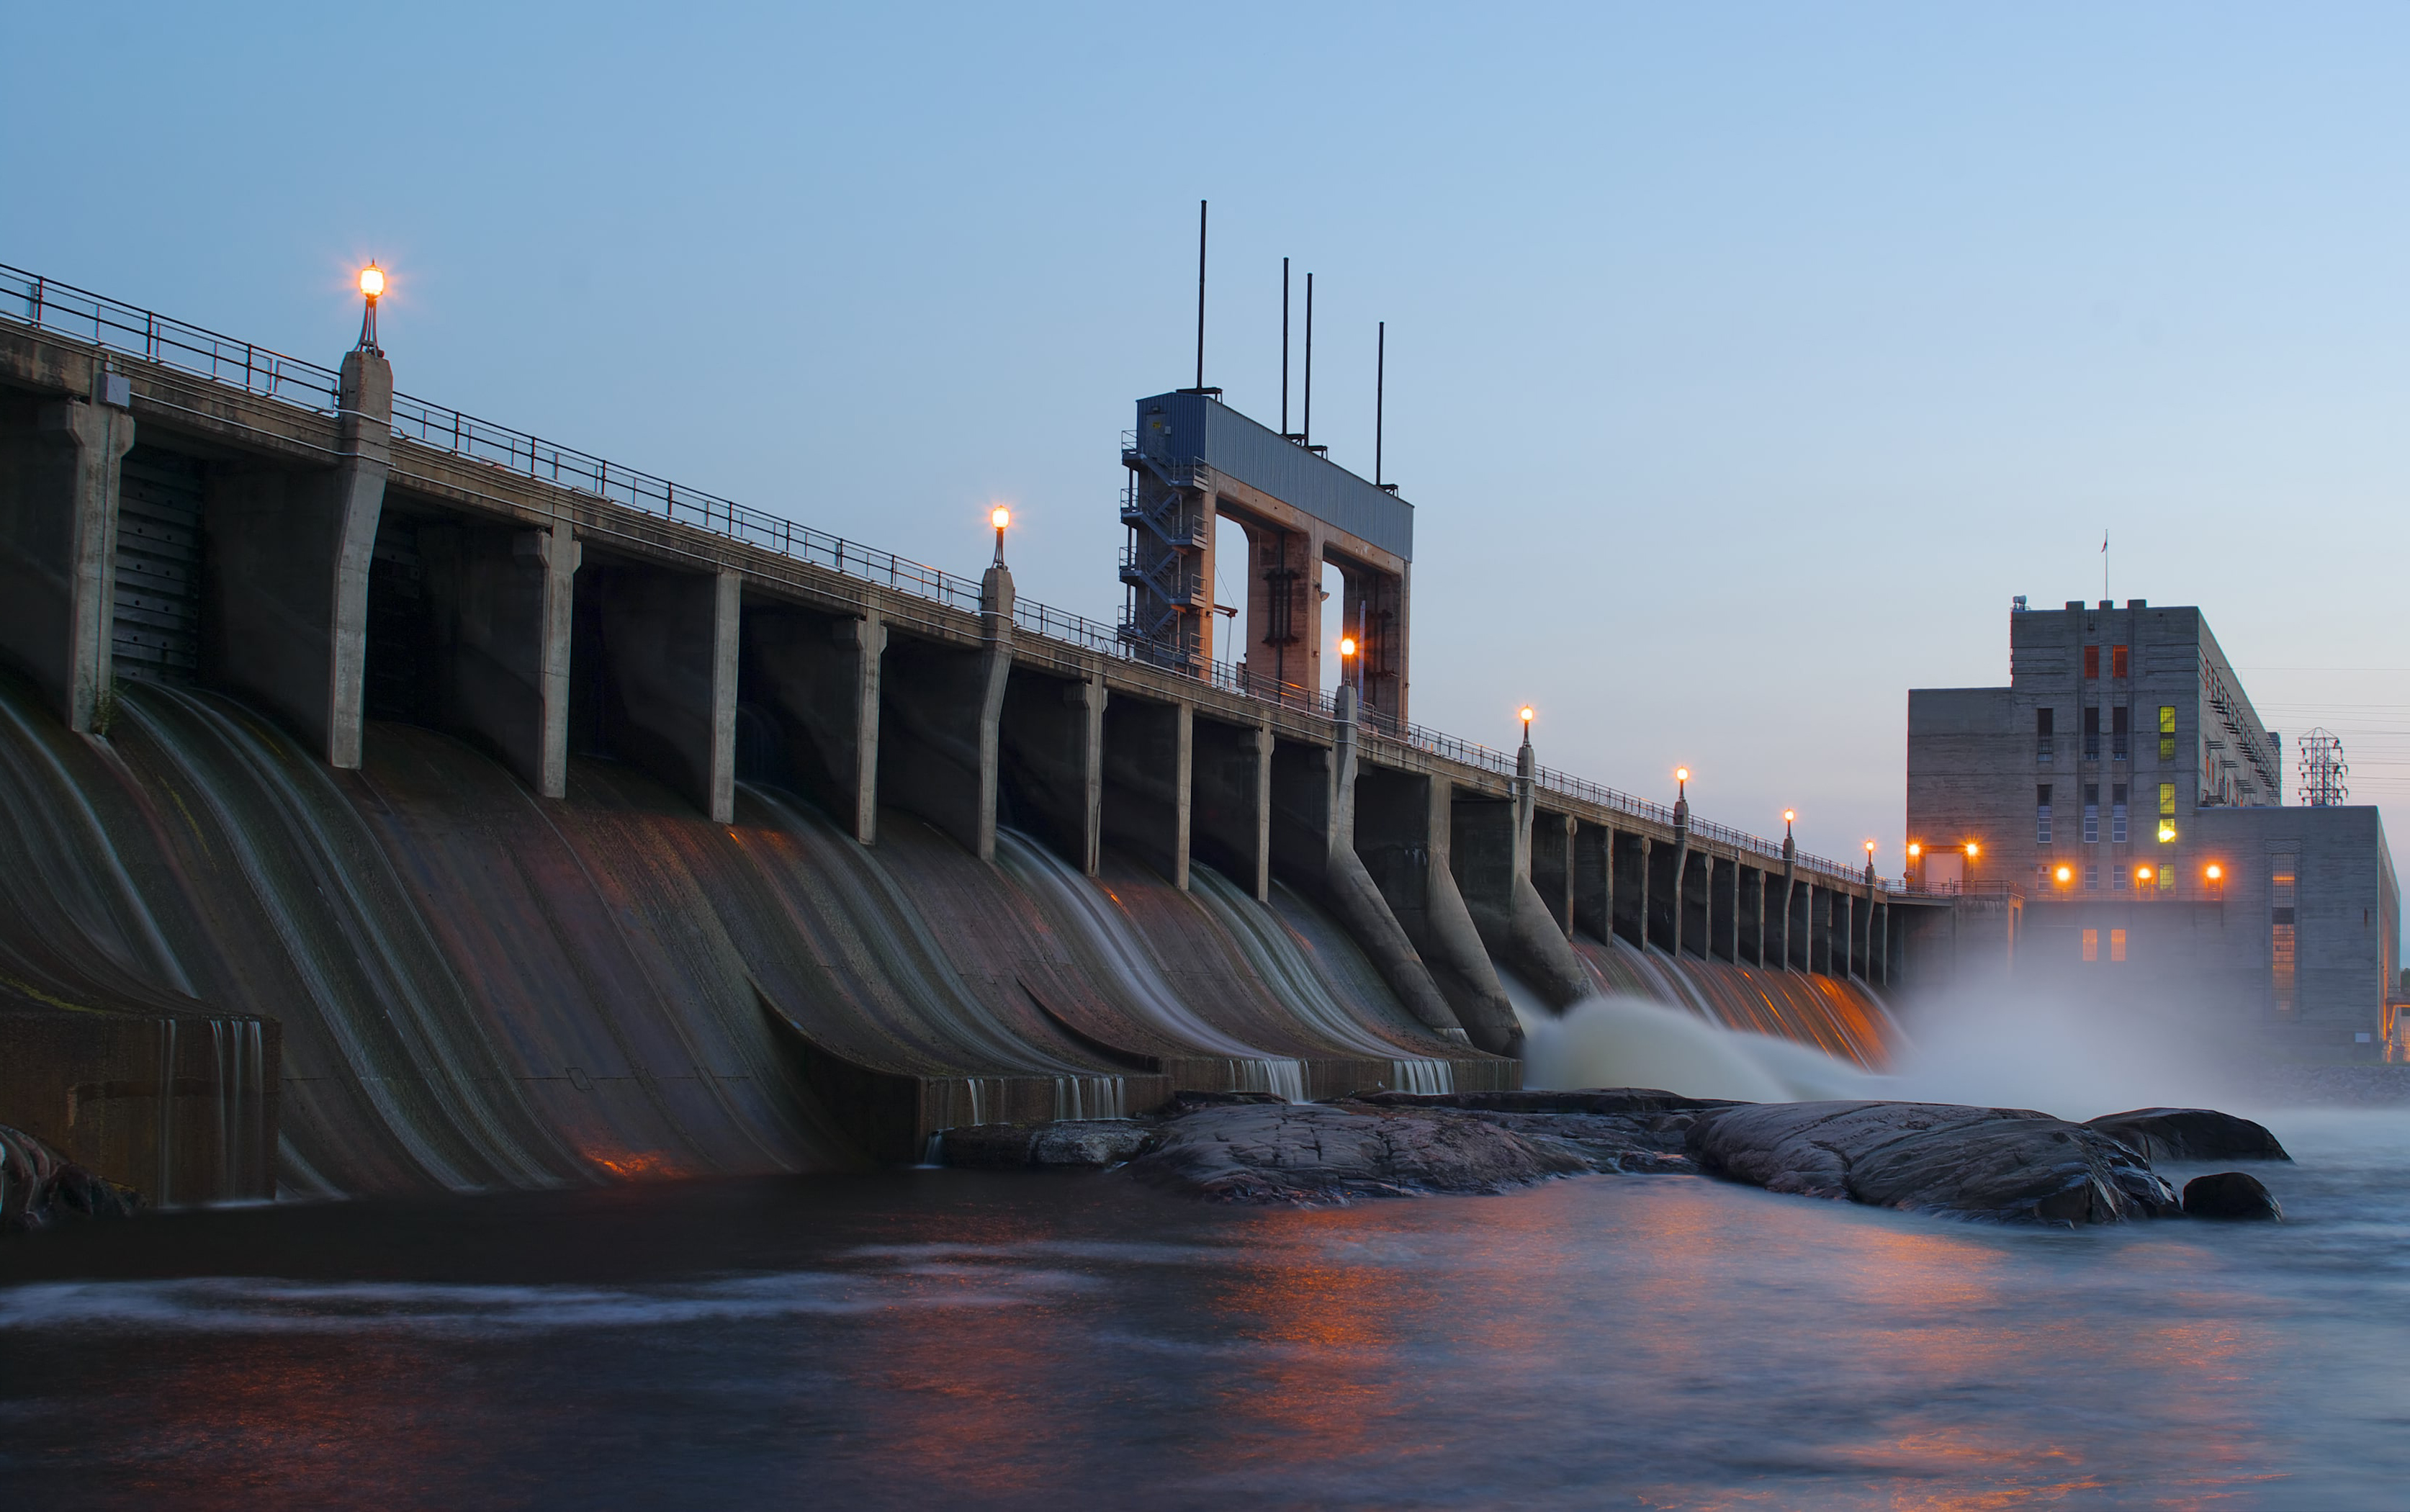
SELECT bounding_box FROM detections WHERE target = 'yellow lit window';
[2158,783,2177,842]
[2110,928,2127,962]
[2082,928,2099,963]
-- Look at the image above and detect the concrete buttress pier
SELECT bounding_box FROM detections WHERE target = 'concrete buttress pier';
[0,359,134,733]
[571,557,739,822]
[1451,742,1592,1011]
[1353,763,1519,1052]
[1268,687,1470,1043]
[997,666,1105,874]
[1189,717,1272,900]
[740,605,884,844]
[208,346,392,765]
[878,564,1010,860]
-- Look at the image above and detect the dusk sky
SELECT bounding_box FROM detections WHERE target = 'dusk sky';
[10,3,2410,873]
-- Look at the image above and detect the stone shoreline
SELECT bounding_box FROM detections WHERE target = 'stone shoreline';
[939,1090,2290,1225]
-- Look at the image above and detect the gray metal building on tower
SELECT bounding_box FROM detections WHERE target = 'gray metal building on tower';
[1120,391,1412,724]
[1907,598,2399,1054]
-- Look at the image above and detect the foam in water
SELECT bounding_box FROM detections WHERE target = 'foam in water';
[1521,978,2281,1125]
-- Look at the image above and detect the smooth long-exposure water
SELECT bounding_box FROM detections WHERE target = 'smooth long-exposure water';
[5,1107,2407,1509]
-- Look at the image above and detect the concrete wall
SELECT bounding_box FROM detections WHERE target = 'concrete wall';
[0,379,132,734]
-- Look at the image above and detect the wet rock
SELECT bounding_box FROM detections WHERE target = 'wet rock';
[1029,1120,1153,1168]
[1360,1089,1744,1118]
[940,1120,1154,1169]
[2085,1107,2290,1164]
[1686,1100,2180,1225]
[1151,1089,1289,1117]
[1125,1102,1592,1204]
[1362,1089,1742,1175]
[2183,1171,2283,1221]
[1,1124,141,1236]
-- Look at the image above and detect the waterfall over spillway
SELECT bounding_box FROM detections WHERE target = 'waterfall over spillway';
[0,672,1894,1198]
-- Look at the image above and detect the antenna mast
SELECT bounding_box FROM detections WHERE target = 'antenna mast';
[1375,320,1385,486]
[1193,199,1207,392]
[1281,258,1291,436]
[1303,273,1314,449]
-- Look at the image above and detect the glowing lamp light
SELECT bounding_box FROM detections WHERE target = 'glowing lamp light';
[1907,841,1920,857]
[1965,842,1980,858]
[1676,767,1690,783]
[2136,865,2154,883]
[358,263,385,300]
[2158,823,2178,843]
[2055,865,2072,883]
[1339,636,1357,657]
[1518,705,1534,726]
[1864,840,1876,855]
[990,505,1011,530]
[1786,810,1798,825]
[2206,863,2224,881]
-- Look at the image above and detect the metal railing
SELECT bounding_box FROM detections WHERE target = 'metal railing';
[1,258,1881,891]
[0,264,341,413]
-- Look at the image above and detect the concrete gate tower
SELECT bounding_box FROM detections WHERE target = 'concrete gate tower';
[1119,390,1413,724]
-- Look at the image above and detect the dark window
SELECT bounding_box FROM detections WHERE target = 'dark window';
[2083,783,2100,844]
[2084,645,2100,680]
[2112,704,2130,760]
[2084,706,2101,758]
[2111,644,2130,678]
[2036,707,2054,762]
[2110,784,2128,843]
[2036,785,2052,843]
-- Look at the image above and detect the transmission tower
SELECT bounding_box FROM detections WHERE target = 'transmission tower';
[2298,727,2349,806]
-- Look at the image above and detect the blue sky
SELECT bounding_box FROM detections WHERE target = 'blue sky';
[9,3,2410,869]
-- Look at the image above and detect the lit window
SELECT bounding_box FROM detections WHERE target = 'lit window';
[2272,865,2298,1014]
[2110,784,2127,845]
[2110,927,2127,962]
[2159,782,2177,842]
[2082,928,2100,962]
[2159,704,2176,762]
[2111,644,2130,678]
[2084,646,2100,680]
[2158,863,2174,893]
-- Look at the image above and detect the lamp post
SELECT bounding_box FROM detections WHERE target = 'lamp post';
[1864,838,1877,886]
[356,261,385,352]
[990,505,1010,567]
[1674,767,1690,827]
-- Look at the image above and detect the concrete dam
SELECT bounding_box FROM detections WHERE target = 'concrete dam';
[0,266,1897,1201]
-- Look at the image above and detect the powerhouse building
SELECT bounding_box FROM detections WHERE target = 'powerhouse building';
[1907,598,2398,1053]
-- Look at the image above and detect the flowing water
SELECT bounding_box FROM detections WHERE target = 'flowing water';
[16,674,2409,1504]
[4,1104,2406,1509]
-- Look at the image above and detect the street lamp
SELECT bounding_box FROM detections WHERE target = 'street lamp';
[1676,767,1689,799]
[356,261,385,351]
[1519,704,1534,730]
[2054,863,2073,888]
[2135,865,2154,886]
[989,505,1011,565]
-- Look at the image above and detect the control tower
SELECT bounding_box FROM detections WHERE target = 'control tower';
[1119,391,1413,725]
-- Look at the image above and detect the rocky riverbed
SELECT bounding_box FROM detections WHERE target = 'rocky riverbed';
[938,1090,2291,1225]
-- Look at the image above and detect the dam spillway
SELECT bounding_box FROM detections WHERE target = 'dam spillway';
[0,266,1902,1200]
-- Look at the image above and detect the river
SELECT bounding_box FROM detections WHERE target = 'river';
[4,1105,2406,1508]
